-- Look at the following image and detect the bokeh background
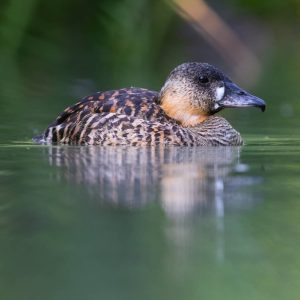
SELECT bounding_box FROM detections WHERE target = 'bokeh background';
[1,0,300,141]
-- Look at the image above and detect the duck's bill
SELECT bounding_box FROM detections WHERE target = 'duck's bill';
[216,82,266,112]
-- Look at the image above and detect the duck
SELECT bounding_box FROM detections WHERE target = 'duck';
[34,62,266,146]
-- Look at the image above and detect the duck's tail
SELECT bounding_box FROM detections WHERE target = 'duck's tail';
[32,134,46,144]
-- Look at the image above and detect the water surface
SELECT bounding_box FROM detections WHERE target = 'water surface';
[1,135,300,300]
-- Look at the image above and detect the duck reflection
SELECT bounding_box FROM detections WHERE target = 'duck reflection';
[47,146,262,218]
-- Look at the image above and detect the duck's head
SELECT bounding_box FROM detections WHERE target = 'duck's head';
[158,62,266,126]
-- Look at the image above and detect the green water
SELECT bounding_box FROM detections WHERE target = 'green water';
[1,133,300,299]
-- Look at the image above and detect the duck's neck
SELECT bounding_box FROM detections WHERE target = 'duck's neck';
[159,90,209,127]
[182,116,243,146]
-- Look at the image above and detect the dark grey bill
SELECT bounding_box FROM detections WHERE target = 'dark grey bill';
[216,82,266,112]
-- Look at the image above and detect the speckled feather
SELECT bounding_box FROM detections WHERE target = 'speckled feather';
[41,87,209,145]
[40,88,242,146]
[50,88,174,128]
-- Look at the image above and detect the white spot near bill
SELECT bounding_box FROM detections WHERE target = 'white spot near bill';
[215,86,225,101]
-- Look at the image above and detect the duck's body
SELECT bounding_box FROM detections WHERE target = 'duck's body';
[36,63,265,146]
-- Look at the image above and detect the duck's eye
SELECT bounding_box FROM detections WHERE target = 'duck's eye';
[198,76,209,84]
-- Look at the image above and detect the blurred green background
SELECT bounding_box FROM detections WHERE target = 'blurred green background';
[0,0,300,140]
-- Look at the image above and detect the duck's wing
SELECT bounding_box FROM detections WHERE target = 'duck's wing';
[45,112,185,146]
[36,87,177,144]
[50,88,173,128]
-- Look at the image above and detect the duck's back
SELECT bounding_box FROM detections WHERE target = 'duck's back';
[37,88,176,144]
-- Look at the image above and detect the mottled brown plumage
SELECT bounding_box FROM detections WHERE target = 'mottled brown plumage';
[35,62,265,146]
[52,88,172,126]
